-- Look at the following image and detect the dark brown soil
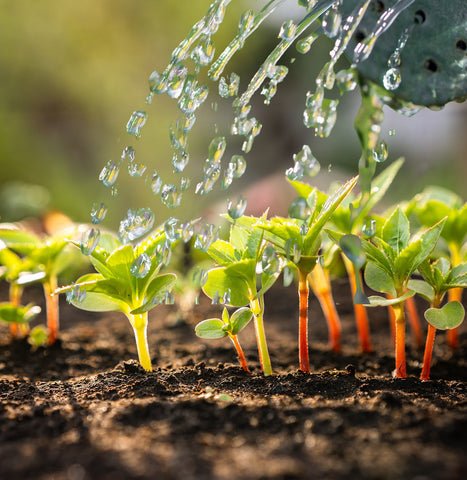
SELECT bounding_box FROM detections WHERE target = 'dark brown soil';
[0,280,465,480]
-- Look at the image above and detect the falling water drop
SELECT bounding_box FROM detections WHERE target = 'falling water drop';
[161,184,182,209]
[90,202,107,224]
[164,217,181,243]
[191,34,215,67]
[194,223,219,252]
[383,67,401,91]
[126,110,147,138]
[283,265,295,287]
[99,161,119,187]
[362,218,376,237]
[296,32,318,54]
[389,129,396,136]
[218,72,240,98]
[208,136,227,163]
[150,171,162,195]
[172,151,189,173]
[80,228,100,256]
[131,253,152,278]
[321,6,342,38]
[335,69,357,94]
[180,177,191,191]
[180,222,195,242]
[119,208,155,243]
[288,197,311,220]
[294,145,320,177]
[278,20,296,41]
[372,140,388,163]
[261,245,281,275]
[66,285,87,304]
[211,291,221,305]
[286,162,304,182]
[164,291,175,305]
[227,195,248,219]
[128,161,147,178]
[222,289,231,305]
[121,146,136,164]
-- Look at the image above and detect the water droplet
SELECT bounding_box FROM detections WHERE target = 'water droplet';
[180,221,195,242]
[161,184,182,209]
[164,217,181,243]
[194,223,219,252]
[150,171,162,195]
[297,0,317,10]
[164,291,175,305]
[131,253,152,278]
[283,265,295,287]
[362,218,376,237]
[128,161,147,178]
[180,177,191,191]
[262,245,281,275]
[211,291,221,305]
[169,120,188,151]
[126,110,147,138]
[238,9,255,39]
[99,161,119,187]
[279,20,296,41]
[288,197,311,220]
[299,222,309,236]
[383,67,401,91]
[296,32,318,54]
[316,61,335,90]
[156,240,172,266]
[242,119,261,153]
[286,162,304,182]
[191,34,215,67]
[285,238,301,263]
[121,146,135,164]
[218,72,240,98]
[166,63,188,99]
[222,289,231,305]
[227,195,248,219]
[335,69,357,94]
[66,285,87,304]
[90,202,107,224]
[294,145,320,177]
[119,208,155,243]
[372,141,388,163]
[172,151,189,173]
[111,185,119,197]
[389,129,396,136]
[322,6,341,38]
[208,136,227,163]
[80,228,100,256]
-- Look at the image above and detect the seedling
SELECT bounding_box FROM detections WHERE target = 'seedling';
[202,220,282,375]
[409,258,467,380]
[358,207,446,377]
[56,229,177,371]
[0,303,41,329]
[0,226,76,344]
[195,307,252,372]
[250,176,358,372]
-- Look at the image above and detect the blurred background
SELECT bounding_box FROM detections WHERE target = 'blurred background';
[0,0,465,230]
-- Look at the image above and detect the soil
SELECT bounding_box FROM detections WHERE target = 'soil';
[0,279,465,480]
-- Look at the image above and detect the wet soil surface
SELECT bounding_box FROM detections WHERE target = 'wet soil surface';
[0,280,466,480]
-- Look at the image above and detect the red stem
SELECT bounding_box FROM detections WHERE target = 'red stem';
[298,269,310,373]
[420,324,436,381]
[405,295,423,349]
[393,301,407,378]
[230,335,250,372]
[308,266,341,352]
[44,277,59,345]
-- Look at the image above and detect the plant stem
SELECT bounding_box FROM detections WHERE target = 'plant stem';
[229,335,250,372]
[420,324,436,381]
[405,295,423,349]
[447,287,462,349]
[44,276,59,345]
[9,283,22,338]
[342,255,373,352]
[309,264,341,353]
[130,312,152,372]
[298,269,310,373]
[392,301,407,378]
[250,295,272,375]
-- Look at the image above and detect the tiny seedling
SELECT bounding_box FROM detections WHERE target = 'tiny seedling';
[195,307,252,372]
[57,229,177,371]
[357,207,446,377]
[0,226,77,344]
[409,258,467,380]
[250,175,358,372]
[0,303,41,330]
[202,220,282,375]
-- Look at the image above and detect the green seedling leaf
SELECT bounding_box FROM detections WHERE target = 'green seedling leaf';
[0,228,41,254]
[367,290,415,307]
[0,303,41,324]
[28,325,49,348]
[195,319,227,339]
[364,261,396,296]
[205,239,237,266]
[425,302,465,330]
[202,266,251,307]
[131,273,177,314]
[361,239,394,279]
[382,207,410,255]
[230,307,253,335]
[407,279,435,303]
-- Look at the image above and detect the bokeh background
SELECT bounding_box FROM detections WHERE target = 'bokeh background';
[1,0,465,230]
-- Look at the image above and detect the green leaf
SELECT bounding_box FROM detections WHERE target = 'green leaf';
[230,307,253,335]
[340,234,366,270]
[407,279,434,303]
[0,228,41,254]
[0,303,41,324]
[207,239,238,266]
[195,319,227,339]
[70,291,129,313]
[425,302,465,330]
[361,239,394,278]
[364,261,396,296]
[381,207,410,254]
[367,290,415,307]
[132,273,177,314]
[202,267,251,307]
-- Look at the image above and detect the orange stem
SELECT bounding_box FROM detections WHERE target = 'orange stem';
[298,269,310,373]
[230,335,250,372]
[343,256,372,352]
[405,295,423,349]
[447,287,463,349]
[44,277,59,345]
[393,301,407,378]
[420,324,436,381]
[308,265,341,352]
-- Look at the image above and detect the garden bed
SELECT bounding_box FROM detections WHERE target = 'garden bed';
[0,280,465,480]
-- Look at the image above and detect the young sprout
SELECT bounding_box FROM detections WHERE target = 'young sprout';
[409,258,467,380]
[0,226,76,344]
[0,303,41,330]
[57,229,177,372]
[195,307,252,372]
[251,176,358,372]
[202,221,282,375]
[358,207,446,377]
[407,186,467,349]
